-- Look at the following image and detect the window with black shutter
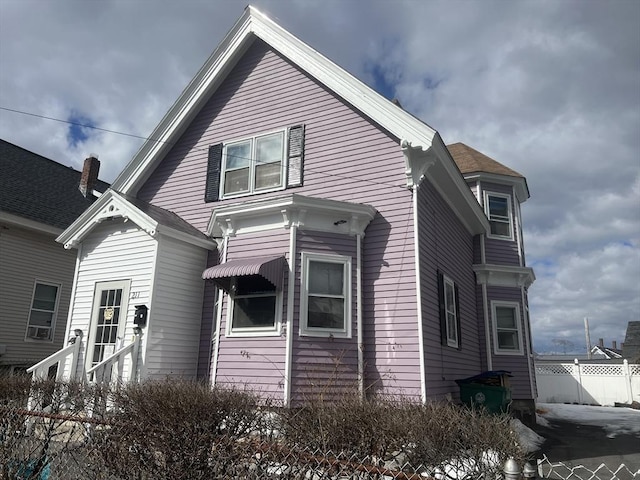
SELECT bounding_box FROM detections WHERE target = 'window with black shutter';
[437,271,461,349]
[204,125,305,202]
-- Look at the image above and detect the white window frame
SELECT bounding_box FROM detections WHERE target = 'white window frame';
[300,252,352,338]
[443,275,459,348]
[25,280,61,342]
[491,301,524,355]
[220,129,287,199]
[484,192,514,240]
[226,277,283,337]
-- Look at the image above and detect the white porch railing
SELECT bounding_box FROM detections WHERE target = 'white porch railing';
[85,330,141,384]
[26,330,83,381]
[535,359,640,406]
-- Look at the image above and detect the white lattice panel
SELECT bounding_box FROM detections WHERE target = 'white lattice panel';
[536,364,573,375]
[630,364,640,376]
[581,364,623,375]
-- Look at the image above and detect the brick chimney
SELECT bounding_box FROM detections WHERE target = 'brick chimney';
[612,340,617,349]
[598,338,604,347]
[79,154,100,197]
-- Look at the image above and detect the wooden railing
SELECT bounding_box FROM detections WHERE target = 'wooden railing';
[26,330,83,382]
[85,331,141,384]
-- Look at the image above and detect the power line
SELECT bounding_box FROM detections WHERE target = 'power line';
[0,106,160,142]
[0,105,408,192]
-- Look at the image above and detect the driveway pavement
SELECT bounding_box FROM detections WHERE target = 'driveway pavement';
[533,416,640,477]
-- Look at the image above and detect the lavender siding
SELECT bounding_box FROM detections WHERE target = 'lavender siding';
[198,250,218,379]
[480,182,520,265]
[137,39,421,396]
[292,231,358,400]
[486,285,532,399]
[417,179,482,400]
[215,229,290,397]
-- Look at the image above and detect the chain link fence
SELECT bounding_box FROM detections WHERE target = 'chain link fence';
[536,455,640,480]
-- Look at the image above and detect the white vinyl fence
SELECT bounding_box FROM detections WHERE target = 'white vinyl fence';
[536,359,640,406]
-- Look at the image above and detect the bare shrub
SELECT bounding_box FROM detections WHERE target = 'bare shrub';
[86,379,275,479]
[280,392,526,478]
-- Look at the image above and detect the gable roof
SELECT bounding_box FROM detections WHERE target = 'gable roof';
[107,6,488,235]
[56,190,214,250]
[447,142,530,202]
[0,139,109,232]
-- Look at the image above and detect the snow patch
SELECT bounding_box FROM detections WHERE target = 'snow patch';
[537,403,640,438]
[511,419,545,453]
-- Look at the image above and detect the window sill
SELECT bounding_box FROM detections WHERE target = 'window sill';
[486,234,515,242]
[220,184,286,201]
[225,328,282,338]
[493,349,524,356]
[299,330,351,339]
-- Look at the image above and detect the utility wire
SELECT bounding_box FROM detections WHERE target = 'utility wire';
[0,105,409,192]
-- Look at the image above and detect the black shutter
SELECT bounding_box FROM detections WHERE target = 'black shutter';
[437,270,447,346]
[205,143,223,202]
[287,125,305,187]
[454,283,462,350]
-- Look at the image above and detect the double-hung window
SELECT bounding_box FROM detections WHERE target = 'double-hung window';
[438,272,460,348]
[227,275,282,336]
[491,302,523,355]
[485,192,513,239]
[222,131,285,197]
[205,125,305,202]
[300,252,351,338]
[26,281,60,341]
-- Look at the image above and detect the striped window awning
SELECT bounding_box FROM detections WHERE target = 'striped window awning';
[202,255,287,291]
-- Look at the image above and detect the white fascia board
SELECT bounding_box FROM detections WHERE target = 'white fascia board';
[56,190,158,249]
[207,193,377,238]
[112,10,256,195]
[463,172,530,203]
[0,211,63,236]
[473,263,536,288]
[156,224,216,250]
[405,136,489,235]
[113,6,438,197]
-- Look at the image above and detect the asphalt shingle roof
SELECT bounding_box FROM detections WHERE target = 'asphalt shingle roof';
[447,142,524,178]
[0,139,109,229]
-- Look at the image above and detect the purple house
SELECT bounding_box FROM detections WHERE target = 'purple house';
[50,7,535,414]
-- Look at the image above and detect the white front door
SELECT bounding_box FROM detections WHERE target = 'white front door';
[86,280,131,375]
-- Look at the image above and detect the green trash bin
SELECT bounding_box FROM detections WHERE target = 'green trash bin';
[455,371,512,414]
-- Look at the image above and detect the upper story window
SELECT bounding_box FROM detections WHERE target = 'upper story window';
[205,125,305,202]
[438,271,460,349]
[26,281,60,341]
[485,192,513,240]
[223,131,285,196]
[491,301,523,355]
[300,252,351,338]
[227,275,282,336]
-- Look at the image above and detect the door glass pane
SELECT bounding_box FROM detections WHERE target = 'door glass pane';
[92,287,124,367]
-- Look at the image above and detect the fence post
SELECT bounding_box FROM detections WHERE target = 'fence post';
[69,329,83,381]
[503,458,521,479]
[574,359,583,404]
[623,359,632,404]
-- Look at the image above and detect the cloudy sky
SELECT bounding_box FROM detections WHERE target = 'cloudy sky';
[1,0,638,354]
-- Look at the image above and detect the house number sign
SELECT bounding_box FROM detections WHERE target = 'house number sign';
[130,291,141,299]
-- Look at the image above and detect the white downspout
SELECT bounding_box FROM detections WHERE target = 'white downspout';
[412,187,427,403]
[522,288,535,399]
[283,225,297,406]
[211,236,228,387]
[480,234,493,371]
[356,233,364,399]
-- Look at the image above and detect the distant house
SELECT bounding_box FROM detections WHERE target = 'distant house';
[50,7,536,415]
[0,140,108,374]
[622,321,640,363]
